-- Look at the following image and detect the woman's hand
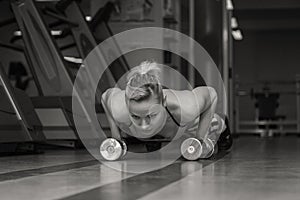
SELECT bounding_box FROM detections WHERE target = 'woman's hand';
[207,114,226,143]
[193,87,218,140]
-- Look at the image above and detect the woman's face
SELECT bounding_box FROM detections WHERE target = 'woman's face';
[128,97,167,138]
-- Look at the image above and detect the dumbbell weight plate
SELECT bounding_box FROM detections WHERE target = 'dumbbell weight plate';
[120,140,127,157]
[100,138,125,161]
[181,138,203,161]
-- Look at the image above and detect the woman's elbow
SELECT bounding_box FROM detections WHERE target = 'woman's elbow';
[101,91,107,104]
[207,87,218,103]
[101,88,112,105]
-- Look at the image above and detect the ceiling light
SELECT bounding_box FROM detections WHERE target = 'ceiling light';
[64,56,83,64]
[231,17,238,29]
[226,0,234,10]
[85,16,92,21]
[232,29,243,40]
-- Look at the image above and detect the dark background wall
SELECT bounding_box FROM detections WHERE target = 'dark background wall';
[234,0,300,121]
[194,0,223,86]
[234,30,300,120]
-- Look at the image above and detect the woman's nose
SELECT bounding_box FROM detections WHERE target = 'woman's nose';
[140,118,150,126]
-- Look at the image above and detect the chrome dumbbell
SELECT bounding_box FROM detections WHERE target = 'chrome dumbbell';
[181,138,215,160]
[100,138,127,161]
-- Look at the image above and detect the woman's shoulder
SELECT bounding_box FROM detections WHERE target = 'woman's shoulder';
[105,88,131,124]
[163,89,199,123]
[163,86,214,108]
[163,88,194,98]
[163,88,198,106]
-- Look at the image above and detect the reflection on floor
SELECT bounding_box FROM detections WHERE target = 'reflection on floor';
[0,136,299,200]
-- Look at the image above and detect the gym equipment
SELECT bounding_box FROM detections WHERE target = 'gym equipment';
[8,62,31,90]
[181,138,202,160]
[234,75,300,136]
[181,138,214,161]
[8,0,83,147]
[8,0,125,147]
[53,0,130,91]
[36,0,131,130]
[100,138,127,161]
[0,62,45,153]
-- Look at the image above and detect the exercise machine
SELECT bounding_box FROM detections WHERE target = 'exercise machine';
[234,75,300,136]
[0,62,45,153]
[10,0,82,147]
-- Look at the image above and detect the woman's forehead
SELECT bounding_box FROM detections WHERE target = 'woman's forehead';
[128,100,163,114]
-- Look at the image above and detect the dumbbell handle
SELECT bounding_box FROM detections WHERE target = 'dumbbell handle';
[200,138,215,158]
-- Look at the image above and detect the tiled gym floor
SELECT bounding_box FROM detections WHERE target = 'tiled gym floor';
[0,136,299,200]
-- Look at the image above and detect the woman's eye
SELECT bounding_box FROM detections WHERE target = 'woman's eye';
[149,114,157,118]
[131,115,140,119]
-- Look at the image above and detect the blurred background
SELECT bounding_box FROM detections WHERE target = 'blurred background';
[0,0,299,199]
[1,0,299,140]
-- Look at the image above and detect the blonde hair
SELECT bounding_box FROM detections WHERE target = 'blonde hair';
[125,61,163,102]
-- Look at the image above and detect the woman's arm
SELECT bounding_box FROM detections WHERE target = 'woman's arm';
[192,87,218,140]
[211,113,226,134]
[208,113,227,143]
[101,88,122,140]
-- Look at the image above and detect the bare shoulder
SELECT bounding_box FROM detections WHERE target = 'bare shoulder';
[192,86,216,99]
[192,86,217,110]
[163,89,196,108]
[103,88,130,124]
[163,87,216,123]
[163,89,199,123]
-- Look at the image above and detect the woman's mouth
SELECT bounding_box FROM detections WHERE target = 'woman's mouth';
[140,128,153,133]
